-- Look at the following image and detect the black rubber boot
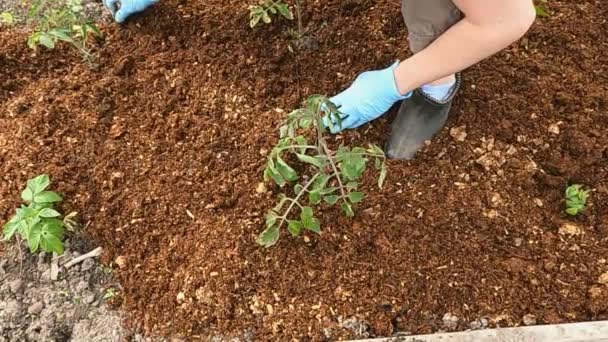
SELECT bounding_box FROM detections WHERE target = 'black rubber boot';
[385,73,462,160]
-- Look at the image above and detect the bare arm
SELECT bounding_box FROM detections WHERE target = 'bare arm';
[394,0,536,94]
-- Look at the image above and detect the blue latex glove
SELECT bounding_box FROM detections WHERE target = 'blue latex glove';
[324,61,412,134]
[103,0,158,23]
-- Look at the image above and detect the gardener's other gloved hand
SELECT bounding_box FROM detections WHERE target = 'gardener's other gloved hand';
[324,61,411,134]
[103,0,158,23]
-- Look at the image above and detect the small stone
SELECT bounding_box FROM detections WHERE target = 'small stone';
[5,300,22,319]
[27,302,44,315]
[548,123,561,135]
[533,198,544,207]
[80,258,95,272]
[523,314,537,326]
[75,280,89,293]
[9,279,23,294]
[84,292,96,305]
[449,126,467,142]
[256,182,267,194]
[115,256,127,269]
[442,312,459,330]
[469,318,488,330]
[598,272,608,285]
[176,292,185,303]
[50,262,59,281]
[559,223,583,236]
[514,238,523,247]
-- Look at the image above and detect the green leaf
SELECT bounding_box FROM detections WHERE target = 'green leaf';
[39,208,61,218]
[2,218,19,241]
[27,174,50,195]
[296,154,325,168]
[287,220,302,236]
[261,12,271,24]
[28,223,42,253]
[346,182,359,190]
[276,156,298,182]
[312,174,330,190]
[535,5,549,17]
[379,165,387,188]
[265,211,279,228]
[323,195,339,205]
[565,207,579,216]
[48,28,74,43]
[265,159,286,187]
[0,12,15,25]
[300,207,320,233]
[42,218,64,240]
[38,34,56,49]
[34,191,62,204]
[21,188,33,202]
[341,203,354,217]
[276,3,293,19]
[341,154,366,181]
[257,226,279,248]
[40,232,64,254]
[309,191,322,205]
[250,14,262,27]
[349,192,364,203]
[319,186,339,195]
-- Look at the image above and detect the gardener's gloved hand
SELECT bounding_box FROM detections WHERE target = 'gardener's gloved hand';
[103,0,158,23]
[324,61,411,134]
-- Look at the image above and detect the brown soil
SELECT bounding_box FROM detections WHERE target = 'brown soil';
[1,0,607,340]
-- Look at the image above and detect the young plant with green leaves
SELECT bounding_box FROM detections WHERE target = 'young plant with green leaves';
[2,174,66,254]
[0,11,16,25]
[257,95,388,247]
[249,0,293,28]
[26,0,103,63]
[564,184,590,216]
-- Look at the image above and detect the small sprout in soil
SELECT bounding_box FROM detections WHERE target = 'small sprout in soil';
[0,11,16,26]
[2,174,66,255]
[26,0,103,64]
[257,95,388,248]
[104,287,117,300]
[249,0,293,28]
[63,211,79,231]
[564,184,590,216]
[534,0,549,17]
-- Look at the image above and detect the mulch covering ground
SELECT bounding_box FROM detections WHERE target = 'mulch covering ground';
[1,0,607,340]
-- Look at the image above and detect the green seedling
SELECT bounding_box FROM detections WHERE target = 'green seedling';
[249,0,293,28]
[534,0,549,17]
[0,11,16,25]
[2,174,66,254]
[257,95,388,247]
[564,184,590,216]
[104,287,117,300]
[26,0,103,63]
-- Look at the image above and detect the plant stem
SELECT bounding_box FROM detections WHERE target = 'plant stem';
[276,173,319,230]
[295,0,303,36]
[321,141,348,202]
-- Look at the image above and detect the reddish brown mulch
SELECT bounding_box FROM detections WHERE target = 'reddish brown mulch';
[1,0,607,340]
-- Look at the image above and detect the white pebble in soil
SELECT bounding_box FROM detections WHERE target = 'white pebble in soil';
[9,279,23,294]
[27,302,44,315]
[442,312,460,330]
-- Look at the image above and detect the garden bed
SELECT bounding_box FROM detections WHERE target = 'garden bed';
[1,0,607,340]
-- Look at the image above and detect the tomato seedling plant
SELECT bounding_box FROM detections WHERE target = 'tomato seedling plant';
[564,184,590,216]
[26,0,103,64]
[2,174,66,254]
[249,0,293,28]
[257,95,388,247]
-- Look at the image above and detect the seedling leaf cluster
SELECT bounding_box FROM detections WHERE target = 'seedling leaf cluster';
[257,95,387,247]
[249,0,293,28]
[2,174,66,254]
[26,0,103,63]
[564,184,590,216]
